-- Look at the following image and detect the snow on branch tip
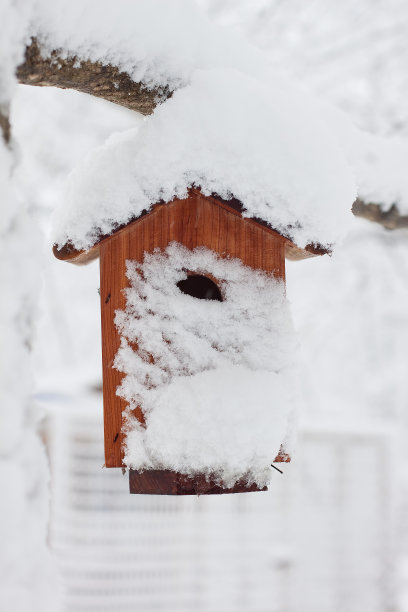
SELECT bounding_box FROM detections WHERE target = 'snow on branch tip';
[13,1,408,238]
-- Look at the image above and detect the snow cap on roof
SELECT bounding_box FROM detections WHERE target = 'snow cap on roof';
[53,69,357,252]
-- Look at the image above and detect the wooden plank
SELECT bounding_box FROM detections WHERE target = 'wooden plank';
[99,236,128,467]
[100,192,287,469]
[129,469,267,495]
[54,188,328,264]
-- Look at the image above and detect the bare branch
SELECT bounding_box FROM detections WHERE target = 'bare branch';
[16,38,170,115]
[352,199,408,230]
[0,109,11,144]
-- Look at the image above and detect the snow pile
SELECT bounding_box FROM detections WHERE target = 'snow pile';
[30,0,408,252]
[348,132,408,215]
[114,244,297,488]
[322,104,408,215]
[53,68,357,251]
[0,0,29,108]
[32,0,266,91]
[0,3,60,609]
[29,0,358,252]
[0,177,60,612]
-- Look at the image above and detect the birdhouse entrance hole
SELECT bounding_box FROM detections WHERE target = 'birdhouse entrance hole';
[177,274,222,301]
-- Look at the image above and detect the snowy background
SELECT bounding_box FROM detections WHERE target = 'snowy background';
[2,0,408,610]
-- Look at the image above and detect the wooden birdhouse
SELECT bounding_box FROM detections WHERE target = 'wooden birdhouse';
[54,188,326,495]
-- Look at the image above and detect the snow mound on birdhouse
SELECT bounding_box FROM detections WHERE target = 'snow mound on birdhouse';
[114,243,298,489]
[34,0,408,245]
[53,68,357,252]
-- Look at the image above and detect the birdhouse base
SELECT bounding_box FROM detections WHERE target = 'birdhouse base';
[129,469,267,495]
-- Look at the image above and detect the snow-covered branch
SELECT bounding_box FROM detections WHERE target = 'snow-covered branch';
[15,12,408,238]
[17,38,168,115]
[352,199,408,230]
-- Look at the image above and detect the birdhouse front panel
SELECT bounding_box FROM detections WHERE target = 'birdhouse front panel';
[98,190,293,493]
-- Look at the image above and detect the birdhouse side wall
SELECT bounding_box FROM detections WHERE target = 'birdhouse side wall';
[99,192,286,468]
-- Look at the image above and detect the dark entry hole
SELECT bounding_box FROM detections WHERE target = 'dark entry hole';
[177,275,222,301]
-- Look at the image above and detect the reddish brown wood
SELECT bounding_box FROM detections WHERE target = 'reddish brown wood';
[129,469,267,495]
[53,241,99,264]
[274,448,291,462]
[100,236,128,466]
[100,191,287,468]
[285,240,329,261]
[54,189,328,265]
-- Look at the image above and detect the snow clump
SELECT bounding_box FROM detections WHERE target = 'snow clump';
[114,243,298,489]
[53,69,357,252]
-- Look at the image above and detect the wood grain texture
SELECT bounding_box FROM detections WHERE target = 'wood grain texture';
[100,191,287,468]
[53,189,328,264]
[129,469,267,495]
[285,241,330,261]
[53,241,99,265]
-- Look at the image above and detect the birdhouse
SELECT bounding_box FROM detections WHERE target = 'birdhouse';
[54,188,326,495]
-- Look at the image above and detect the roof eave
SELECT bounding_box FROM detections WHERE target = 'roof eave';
[53,191,331,265]
[53,241,100,265]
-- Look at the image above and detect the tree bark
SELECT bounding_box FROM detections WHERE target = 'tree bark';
[0,109,11,144]
[352,199,408,230]
[16,38,170,115]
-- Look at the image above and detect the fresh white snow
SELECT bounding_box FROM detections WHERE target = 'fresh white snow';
[52,68,357,252]
[2,0,408,608]
[323,103,408,214]
[0,2,60,610]
[28,0,408,252]
[114,243,297,487]
[31,0,268,91]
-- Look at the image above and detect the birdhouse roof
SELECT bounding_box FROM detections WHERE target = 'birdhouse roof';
[53,189,329,265]
[51,68,361,259]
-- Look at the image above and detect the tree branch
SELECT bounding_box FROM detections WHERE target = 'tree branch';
[16,38,169,115]
[352,199,408,230]
[15,40,408,234]
[0,109,11,144]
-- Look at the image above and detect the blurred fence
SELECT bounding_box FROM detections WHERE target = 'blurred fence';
[47,402,396,612]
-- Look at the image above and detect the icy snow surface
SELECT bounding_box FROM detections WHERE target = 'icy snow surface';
[114,244,297,488]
